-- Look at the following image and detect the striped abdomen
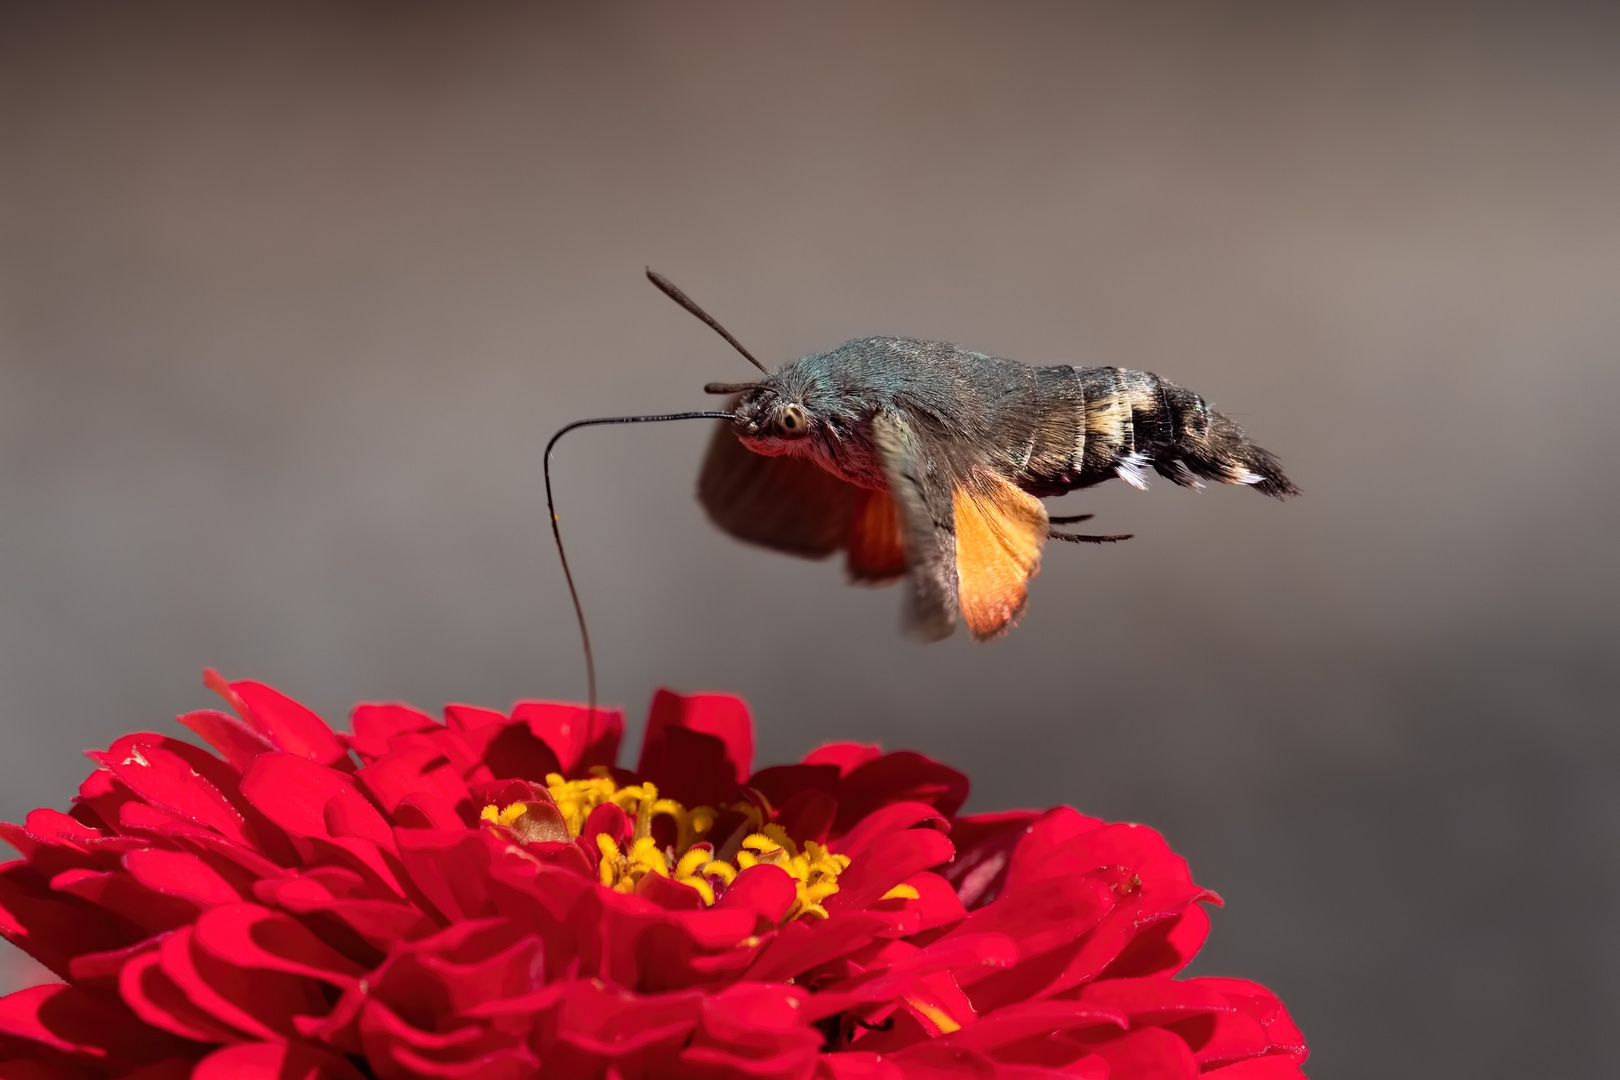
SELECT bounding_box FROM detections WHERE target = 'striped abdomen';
[1014,365,1298,499]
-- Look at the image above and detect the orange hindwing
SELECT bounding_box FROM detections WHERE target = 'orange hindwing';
[952,476,1049,640]
[846,488,908,584]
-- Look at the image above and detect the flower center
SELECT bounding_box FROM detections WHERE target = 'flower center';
[479,769,849,921]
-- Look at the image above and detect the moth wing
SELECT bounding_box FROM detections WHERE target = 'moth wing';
[951,471,1050,641]
[845,488,908,584]
[871,411,959,640]
[696,421,858,558]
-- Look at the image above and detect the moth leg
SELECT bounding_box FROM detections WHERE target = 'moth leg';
[1048,530,1133,544]
[1047,513,1094,524]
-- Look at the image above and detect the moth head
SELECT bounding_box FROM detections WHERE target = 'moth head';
[723,387,816,455]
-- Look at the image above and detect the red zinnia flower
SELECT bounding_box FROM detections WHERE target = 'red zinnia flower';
[0,672,1307,1079]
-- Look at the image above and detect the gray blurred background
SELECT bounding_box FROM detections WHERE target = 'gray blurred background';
[2,2,1617,1076]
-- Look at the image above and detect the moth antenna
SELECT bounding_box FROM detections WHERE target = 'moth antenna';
[1047,513,1095,524]
[704,381,765,395]
[544,410,734,711]
[646,269,770,374]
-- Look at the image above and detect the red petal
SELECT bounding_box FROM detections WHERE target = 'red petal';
[116,1061,197,1080]
[393,791,467,832]
[393,829,494,923]
[639,689,753,788]
[258,880,430,955]
[118,947,242,1043]
[227,679,351,770]
[658,907,760,952]
[1007,815,1189,897]
[635,872,705,912]
[772,789,837,847]
[577,708,623,773]
[801,743,884,776]
[324,789,396,850]
[0,862,136,977]
[1186,977,1308,1061]
[466,722,561,785]
[833,752,969,836]
[881,1043,1017,1079]
[941,882,1116,1009]
[998,808,1103,894]
[938,999,1126,1053]
[581,802,630,848]
[0,983,191,1067]
[1164,1008,1271,1069]
[66,937,156,988]
[803,934,1018,1022]
[1200,1058,1310,1079]
[746,764,841,808]
[633,725,740,810]
[814,1052,904,1080]
[193,1041,365,1080]
[192,902,365,986]
[21,810,102,855]
[897,969,977,1040]
[156,924,327,1040]
[176,709,274,772]
[938,810,1040,910]
[239,752,355,840]
[0,824,38,860]
[1103,904,1210,979]
[833,800,949,860]
[348,703,440,762]
[745,911,899,984]
[85,741,251,848]
[509,701,623,777]
[544,978,700,1060]
[354,735,476,820]
[681,982,821,1077]
[47,868,198,935]
[968,875,1214,1012]
[826,828,955,912]
[122,848,242,907]
[1076,976,1235,1022]
[1086,1026,1199,1080]
[714,864,796,924]
[870,871,965,932]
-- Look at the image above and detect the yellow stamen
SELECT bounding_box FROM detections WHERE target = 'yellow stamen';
[680,875,716,905]
[595,833,621,887]
[675,848,712,878]
[701,860,737,885]
[626,835,669,878]
[882,883,921,901]
[907,996,962,1034]
[511,771,847,922]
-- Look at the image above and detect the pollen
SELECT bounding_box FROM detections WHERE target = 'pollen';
[478,768,850,921]
[480,802,530,829]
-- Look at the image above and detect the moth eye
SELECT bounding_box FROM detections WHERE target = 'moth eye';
[776,404,809,438]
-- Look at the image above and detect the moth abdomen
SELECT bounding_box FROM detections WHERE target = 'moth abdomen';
[1018,365,1297,499]
[1153,380,1298,498]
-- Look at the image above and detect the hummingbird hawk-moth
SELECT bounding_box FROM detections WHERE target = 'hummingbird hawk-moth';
[544,271,1298,701]
[684,283,1298,643]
